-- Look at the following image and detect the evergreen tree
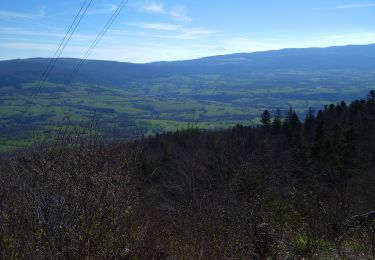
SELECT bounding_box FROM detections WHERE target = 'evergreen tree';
[272,109,282,135]
[283,107,302,144]
[304,107,315,141]
[260,110,272,128]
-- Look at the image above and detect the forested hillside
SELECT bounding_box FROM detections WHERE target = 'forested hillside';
[1,92,375,258]
[1,44,375,152]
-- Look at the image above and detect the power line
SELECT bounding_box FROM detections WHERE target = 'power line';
[54,0,130,127]
[66,0,130,85]
[10,0,130,147]
[29,0,130,133]
[39,0,89,86]
[39,0,94,88]
[17,0,93,120]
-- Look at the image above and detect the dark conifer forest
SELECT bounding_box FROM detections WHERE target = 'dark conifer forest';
[1,92,375,258]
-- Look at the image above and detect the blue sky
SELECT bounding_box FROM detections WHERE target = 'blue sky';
[1,0,375,63]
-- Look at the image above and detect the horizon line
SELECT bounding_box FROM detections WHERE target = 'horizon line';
[1,42,374,64]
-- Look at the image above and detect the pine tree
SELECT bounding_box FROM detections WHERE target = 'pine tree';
[272,109,282,135]
[283,107,302,144]
[304,107,315,141]
[261,110,272,128]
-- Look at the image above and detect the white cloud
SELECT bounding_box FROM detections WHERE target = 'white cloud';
[175,28,214,39]
[309,32,375,46]
[3,31,375,63]
[134,1,192,22]
[0,9,45,19]
[0,26,101,42]
[0,42,86,53]
[126,22,214,40]
[0,41,205,63]
[89,44,219,63]
[0,11,35,19]
[137,1,166,14]
[222,37,279,53]
[221,33,375,55]
[169,5,192,22]
[86,4,120,15]
[127,22,181,31]
[335,3,375,9]
[0,26,64,38]
[108,29,130,35]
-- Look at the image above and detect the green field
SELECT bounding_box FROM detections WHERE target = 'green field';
[1,70,375,152]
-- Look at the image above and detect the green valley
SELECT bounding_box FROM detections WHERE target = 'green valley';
[1,45,375,151]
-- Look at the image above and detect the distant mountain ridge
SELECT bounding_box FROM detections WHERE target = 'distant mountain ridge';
[1,43,375,152]
[1,44,375,88]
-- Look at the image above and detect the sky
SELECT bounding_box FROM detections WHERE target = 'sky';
[0,0,375,63]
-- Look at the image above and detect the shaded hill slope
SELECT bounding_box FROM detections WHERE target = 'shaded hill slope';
[1,92,375,258]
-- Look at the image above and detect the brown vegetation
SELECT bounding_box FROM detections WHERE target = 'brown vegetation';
[1,92,375,259]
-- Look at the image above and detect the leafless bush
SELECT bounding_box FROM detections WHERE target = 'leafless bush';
[0,124,144,259]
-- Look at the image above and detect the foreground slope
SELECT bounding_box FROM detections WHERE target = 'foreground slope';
[1,92,375,258]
